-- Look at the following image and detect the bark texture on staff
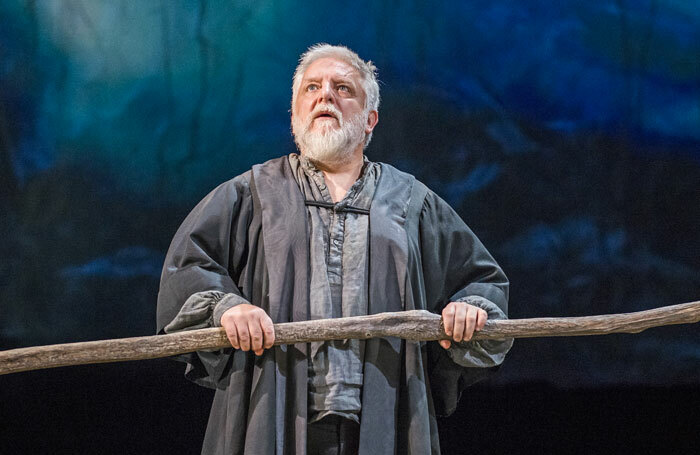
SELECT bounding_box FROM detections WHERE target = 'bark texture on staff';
[0,301,698,376]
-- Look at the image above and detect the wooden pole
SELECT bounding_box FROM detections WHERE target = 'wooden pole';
[0,301,698,376]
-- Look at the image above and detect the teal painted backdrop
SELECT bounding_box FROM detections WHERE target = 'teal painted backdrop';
[1,0,699,387]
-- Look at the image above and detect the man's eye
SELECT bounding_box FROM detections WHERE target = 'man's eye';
[306,84,319,91]
[338,85,350,92]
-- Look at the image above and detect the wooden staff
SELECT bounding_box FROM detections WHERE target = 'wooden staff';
[1,301,698,376]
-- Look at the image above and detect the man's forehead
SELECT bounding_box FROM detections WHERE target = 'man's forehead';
[302,57,361,82]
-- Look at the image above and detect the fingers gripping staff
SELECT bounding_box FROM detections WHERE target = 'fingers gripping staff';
[440,301,489,349]
[220,303,275,355]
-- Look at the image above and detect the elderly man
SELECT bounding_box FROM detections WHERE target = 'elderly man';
[157,43,512,455]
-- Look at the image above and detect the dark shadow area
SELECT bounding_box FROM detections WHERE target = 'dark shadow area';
[1,362,697,454]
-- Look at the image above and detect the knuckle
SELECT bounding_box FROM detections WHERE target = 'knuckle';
[230,307,244,317]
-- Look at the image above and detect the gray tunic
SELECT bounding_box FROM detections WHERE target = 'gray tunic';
[157,154,512,454]
[288,154,378,423]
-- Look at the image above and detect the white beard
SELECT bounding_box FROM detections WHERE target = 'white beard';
[292,105,367,166]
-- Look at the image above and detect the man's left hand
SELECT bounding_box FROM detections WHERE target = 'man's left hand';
[439,301,488,349]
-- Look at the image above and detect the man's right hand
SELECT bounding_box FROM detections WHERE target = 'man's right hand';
[220,304,275,356]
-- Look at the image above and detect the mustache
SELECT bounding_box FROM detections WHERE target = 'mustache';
[308,104,343,125]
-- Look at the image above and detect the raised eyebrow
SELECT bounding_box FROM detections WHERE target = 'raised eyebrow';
[302,79,320,86]
[334,77,356,86]
[301,77,321,86]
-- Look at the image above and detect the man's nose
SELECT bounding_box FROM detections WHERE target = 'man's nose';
[318,82,334,103]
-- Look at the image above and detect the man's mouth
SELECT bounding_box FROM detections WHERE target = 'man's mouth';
[313,111,338,121]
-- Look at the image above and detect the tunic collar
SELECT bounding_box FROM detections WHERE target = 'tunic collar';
[292,153,376,210]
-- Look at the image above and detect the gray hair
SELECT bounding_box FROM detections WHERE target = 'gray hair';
[292,43,380,146]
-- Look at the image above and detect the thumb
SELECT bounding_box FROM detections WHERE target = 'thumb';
[439,340,451,350]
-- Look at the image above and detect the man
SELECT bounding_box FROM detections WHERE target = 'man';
[157,43,512,455]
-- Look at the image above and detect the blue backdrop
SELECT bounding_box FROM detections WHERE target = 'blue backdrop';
[2,0,698,385]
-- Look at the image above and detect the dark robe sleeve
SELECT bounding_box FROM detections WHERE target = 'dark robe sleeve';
[419,190,512,415]
[156,172,254,388]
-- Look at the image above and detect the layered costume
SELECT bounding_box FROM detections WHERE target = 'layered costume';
[157,155,512,454]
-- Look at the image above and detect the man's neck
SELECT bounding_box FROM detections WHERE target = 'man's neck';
[306,148,365,203]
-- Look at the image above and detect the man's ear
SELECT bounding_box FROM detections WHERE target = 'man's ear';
[365,110,379,134]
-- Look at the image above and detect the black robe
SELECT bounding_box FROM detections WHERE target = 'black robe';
[157,155,510,454]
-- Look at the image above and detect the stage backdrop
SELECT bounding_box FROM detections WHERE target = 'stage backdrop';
[1,0,698,388]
